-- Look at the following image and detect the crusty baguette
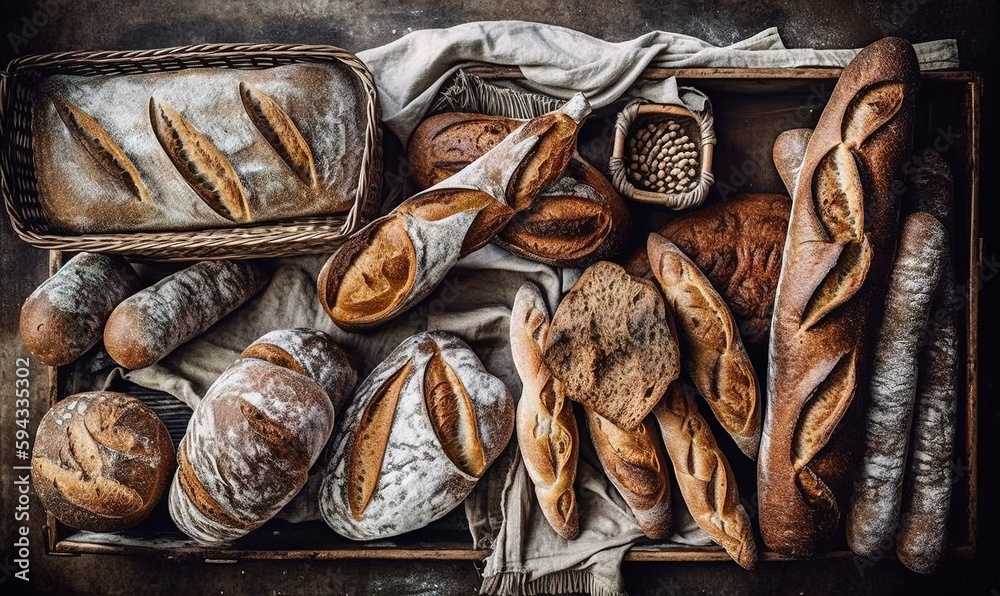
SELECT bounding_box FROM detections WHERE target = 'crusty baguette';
[896,150,960,573]
[543,261,680,430]
[585,409,672,539]
[510,282,580,539]
[20,252,140,366]
[847,212,947,556]
[758,37,919,558]
[104,260,268,369]
[319,332,514,540]
[653,382,757,569]
[319,96,590,331]
[624,193,789,344]
[409,112,630,267]
[646,234,761,458]
[32,391,174,532]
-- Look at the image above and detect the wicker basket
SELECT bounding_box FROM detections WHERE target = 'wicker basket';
[609,99,715,209]
[0,44,382,260]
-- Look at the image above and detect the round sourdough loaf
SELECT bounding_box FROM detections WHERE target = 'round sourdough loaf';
[32,391,174,532]
[319,331,514,540]
[169,358,337,545]
[241,328,357,412]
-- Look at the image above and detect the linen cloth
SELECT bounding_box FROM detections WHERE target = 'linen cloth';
[101,22,959,596]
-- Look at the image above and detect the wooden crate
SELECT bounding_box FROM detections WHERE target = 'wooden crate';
[43,67,981,564]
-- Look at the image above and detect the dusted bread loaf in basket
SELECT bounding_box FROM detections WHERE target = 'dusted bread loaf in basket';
[1,44,382,259]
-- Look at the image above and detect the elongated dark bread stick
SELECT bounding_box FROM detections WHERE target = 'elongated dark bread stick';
[847,212,946,555]
[20,252,140,366]
[897,150,960,573]
[105,260,268,369]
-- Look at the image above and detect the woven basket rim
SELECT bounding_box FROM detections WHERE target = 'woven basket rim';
[0,43,383,261]
[609,98,716,209]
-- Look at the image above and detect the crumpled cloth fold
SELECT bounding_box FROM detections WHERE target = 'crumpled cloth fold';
[356,22,958,143]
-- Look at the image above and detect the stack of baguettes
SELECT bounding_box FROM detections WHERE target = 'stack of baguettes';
[759,36,960,574]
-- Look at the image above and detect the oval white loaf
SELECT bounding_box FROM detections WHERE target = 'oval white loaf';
[169,358,336,545]
[319,331,514,540]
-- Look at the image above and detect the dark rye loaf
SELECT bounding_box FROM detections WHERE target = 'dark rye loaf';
[543,261,680,430]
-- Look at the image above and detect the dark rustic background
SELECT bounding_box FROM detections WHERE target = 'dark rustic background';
[1,1,997,594]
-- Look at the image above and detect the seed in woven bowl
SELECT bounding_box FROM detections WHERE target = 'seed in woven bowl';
[625,116,701,195]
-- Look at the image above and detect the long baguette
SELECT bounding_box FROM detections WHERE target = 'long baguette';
[846,212,947,556]
[758,37,919,557]
[510,282,580,539]
[653,382,757,569]
[646,234,761,458]
[896,150,960,573]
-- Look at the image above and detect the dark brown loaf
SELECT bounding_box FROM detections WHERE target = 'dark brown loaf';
[543,261,680,430]
[32,391,174,532]
[20,253,140,366]
[495,158,631,267]
[846,212,946,556]
[897,151,960,574]
[653,383,757,569]
[758,37,919,558]
[241,328,357,412]
[104,260,268,369]
[409,112,521,189]
[585,409,672,539]
[169,358,338,545]
[624,193,790,344]
[646,234,762,459]
[510,283,580,539]
[32,63,371,233]
[319,96,590,331]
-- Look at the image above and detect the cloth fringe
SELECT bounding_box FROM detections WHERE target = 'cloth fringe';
[432,70,564,119]
[480,570,628,596]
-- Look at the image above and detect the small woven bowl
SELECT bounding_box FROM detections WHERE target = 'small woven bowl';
[609,102,715,209]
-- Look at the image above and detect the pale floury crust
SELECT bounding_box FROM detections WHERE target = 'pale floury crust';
[319,331,514,541]
[847,213,947,556]
[33,63,369,233]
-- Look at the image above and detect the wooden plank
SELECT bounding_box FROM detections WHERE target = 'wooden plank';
[465,65,977,82]
[964,76,981,553]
